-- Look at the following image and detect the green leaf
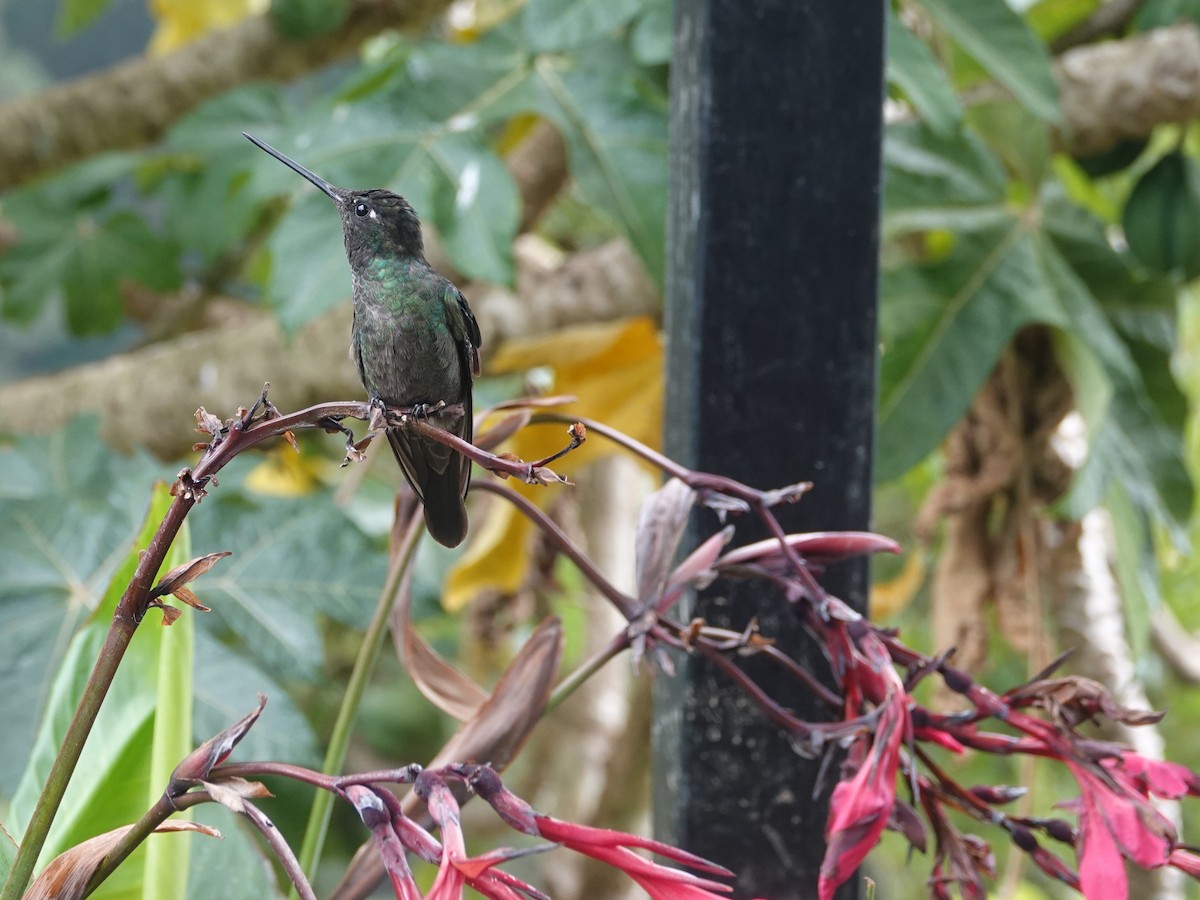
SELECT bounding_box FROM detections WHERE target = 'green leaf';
[186,488,386,681]
[0,822,15,884]
[0,200,181,336]
[1025,0,1100,41]
[1107,475,1161,660]
[1134,0,1200,30]
[62,212,182,335]
[630,0,672,65]
[1122,151,1200,280]
[886,12,962,137]
[523,0,645,51]
[529,45,668,281]
[1041,234,1192,539]
[0,418,166,798]
[56,0,113,37]
[877,222,1064,481]
[265,192,351,331]
[965,102,1051,189]
[914,0,1060,122]
[158,85,294,263]
[194,630,320,768]
[8,482,195,900]
[883,123,1008,237]
[426,135,520,285]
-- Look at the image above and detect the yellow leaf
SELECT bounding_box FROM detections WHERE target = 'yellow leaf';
[869,548,925,620]
[444,500,532,613]
[494,113,543,156]
[446,316,663,610]
[147,0,266,55]
[243,445,322,497]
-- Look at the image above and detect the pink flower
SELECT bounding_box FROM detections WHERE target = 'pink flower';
[1067,761,1174,900]
[463,765,739,900]
[1103,752,1200,800]
[413,771,551,900]
[818,688,905,900]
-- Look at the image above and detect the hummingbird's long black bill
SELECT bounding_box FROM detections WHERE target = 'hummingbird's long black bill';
[243,132,340,200]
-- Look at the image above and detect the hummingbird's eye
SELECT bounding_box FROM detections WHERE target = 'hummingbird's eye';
[354,202,369,217]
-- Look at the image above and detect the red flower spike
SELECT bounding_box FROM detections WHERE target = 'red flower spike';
[462,765,739,899]
[385,801,549,900]
[818,687,906,900]
[716,531,900,573]
[344,784,421,900]
[418,773,470,900]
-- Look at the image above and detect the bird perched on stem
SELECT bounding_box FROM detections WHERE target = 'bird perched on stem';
[245,133,481,547]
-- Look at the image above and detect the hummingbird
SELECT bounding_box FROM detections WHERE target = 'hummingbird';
[244,133,481,548]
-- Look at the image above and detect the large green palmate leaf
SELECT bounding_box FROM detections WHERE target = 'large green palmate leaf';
[184,485,387,683]
[8,482,194,900]
[157,85,296,265]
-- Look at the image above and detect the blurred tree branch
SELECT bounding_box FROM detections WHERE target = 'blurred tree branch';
[0,0,451,190]
[0,236,657,457]
[1058,23,1200,157]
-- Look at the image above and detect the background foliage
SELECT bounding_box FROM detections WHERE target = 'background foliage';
[3,0,1200,896]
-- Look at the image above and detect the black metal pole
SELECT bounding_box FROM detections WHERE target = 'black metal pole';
[653,2,885,898]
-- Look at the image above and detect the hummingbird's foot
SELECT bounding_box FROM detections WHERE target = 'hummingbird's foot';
[407,399,446,420]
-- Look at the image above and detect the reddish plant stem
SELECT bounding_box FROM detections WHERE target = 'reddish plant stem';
[215,761,341,791]
[529,413,829,611]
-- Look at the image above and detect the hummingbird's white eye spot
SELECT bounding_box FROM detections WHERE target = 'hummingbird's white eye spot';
[354,202,369,217]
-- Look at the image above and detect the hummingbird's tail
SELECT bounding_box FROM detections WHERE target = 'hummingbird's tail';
[386,419,470,548]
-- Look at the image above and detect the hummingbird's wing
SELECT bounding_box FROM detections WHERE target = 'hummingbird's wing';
[384,283,480,548]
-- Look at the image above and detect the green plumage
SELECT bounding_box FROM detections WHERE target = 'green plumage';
[246,135,481,548]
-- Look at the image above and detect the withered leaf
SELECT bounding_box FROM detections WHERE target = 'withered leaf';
[1010,676,1165,726]
[525,466,568,486]
[391,567,488,723]
[171,585,211,612]
[26,821,219,900]
[194,407,223,437]
[203,776,273,814]
[154,603,183,626]
[635,479,696,605]
[149,551,232,601]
